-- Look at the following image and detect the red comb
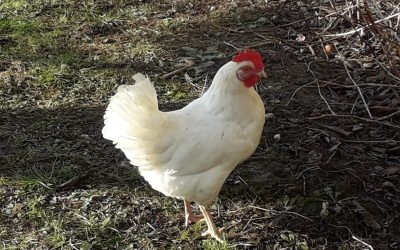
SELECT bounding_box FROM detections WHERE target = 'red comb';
[232,50,264,71]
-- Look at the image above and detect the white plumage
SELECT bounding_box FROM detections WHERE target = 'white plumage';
[103,56,265,242]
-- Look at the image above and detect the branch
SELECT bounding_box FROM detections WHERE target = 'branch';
[307,114,400,130]
[343,63,373,119]
[323,12,400,38]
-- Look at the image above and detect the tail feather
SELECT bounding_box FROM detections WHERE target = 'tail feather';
[102,73,167,168]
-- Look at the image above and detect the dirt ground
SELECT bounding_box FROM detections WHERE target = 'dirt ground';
[1,0,399,249]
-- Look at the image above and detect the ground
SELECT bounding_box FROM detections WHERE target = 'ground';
[1,0,399,249]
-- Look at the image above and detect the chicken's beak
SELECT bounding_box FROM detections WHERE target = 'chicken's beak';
[258,70,267,79]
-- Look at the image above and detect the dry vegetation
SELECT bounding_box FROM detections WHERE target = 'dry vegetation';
[1,0,399,249]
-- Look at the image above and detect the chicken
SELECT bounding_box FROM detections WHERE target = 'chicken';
[102,50,266,242]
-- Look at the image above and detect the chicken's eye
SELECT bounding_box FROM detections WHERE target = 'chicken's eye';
[236,66,257,81]
[241,66,253,72]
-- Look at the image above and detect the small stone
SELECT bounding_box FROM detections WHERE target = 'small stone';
[320,201,329,218]
[50,197,58,205]
[265,113,275,120]
[324,44,333,56]
[363,62,374,69]
[257,17,268,23]
[102,38,116,44]
[81,134,90,140]
[382,181,395,190]
[273,134,281,141]
[352,125,363,132]
[297,1,305,6]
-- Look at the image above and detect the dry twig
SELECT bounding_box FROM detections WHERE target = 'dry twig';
[161,60,195,79]
[323,12,400,38]
[248,205,313,222]
[343,62,373,119]
[308,114,400,130]
[286,80,318,106]
[306,62,336,115]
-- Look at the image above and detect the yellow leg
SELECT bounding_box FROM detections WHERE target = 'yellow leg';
[199,205,225,242]
[184,200,204,227]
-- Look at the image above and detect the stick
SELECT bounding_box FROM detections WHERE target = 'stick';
[343,63,373,119]
[339,225,374,250]
[161,60,195,79]
[248,41,273,49]
[286,80,318,105]
[147,222,157,232]
[249,205,313,222]
[211,23,244,33]
[317,81,336,115]
[352,234,374,250]
[319,80,400,88]
[323,12,400,37]
[223,41,241,50]
[376,109,400,121]
[306,62,336,115]
[278,16,319,27]
[307,114,400,130]
[341,139,400,144]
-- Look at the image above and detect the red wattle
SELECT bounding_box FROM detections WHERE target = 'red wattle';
[244,76,258,88]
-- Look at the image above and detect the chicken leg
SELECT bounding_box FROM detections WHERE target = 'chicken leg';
[199,205,225,242]
[184,200,204,227]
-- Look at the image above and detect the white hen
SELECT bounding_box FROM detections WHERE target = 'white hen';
[102,50,265,242]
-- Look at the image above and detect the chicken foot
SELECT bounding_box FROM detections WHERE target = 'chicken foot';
[184,200,204,227]
[199,205,225,242]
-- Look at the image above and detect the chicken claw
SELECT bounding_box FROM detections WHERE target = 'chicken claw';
[199,205,225,242]
[184,200,204,227]
[201,227,225,242]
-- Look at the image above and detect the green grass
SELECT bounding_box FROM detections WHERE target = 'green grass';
[0,18,41,33]
[0,0,172,110]
[0,0,28,11]
[0,177,138,248]
[1,175,234,249]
